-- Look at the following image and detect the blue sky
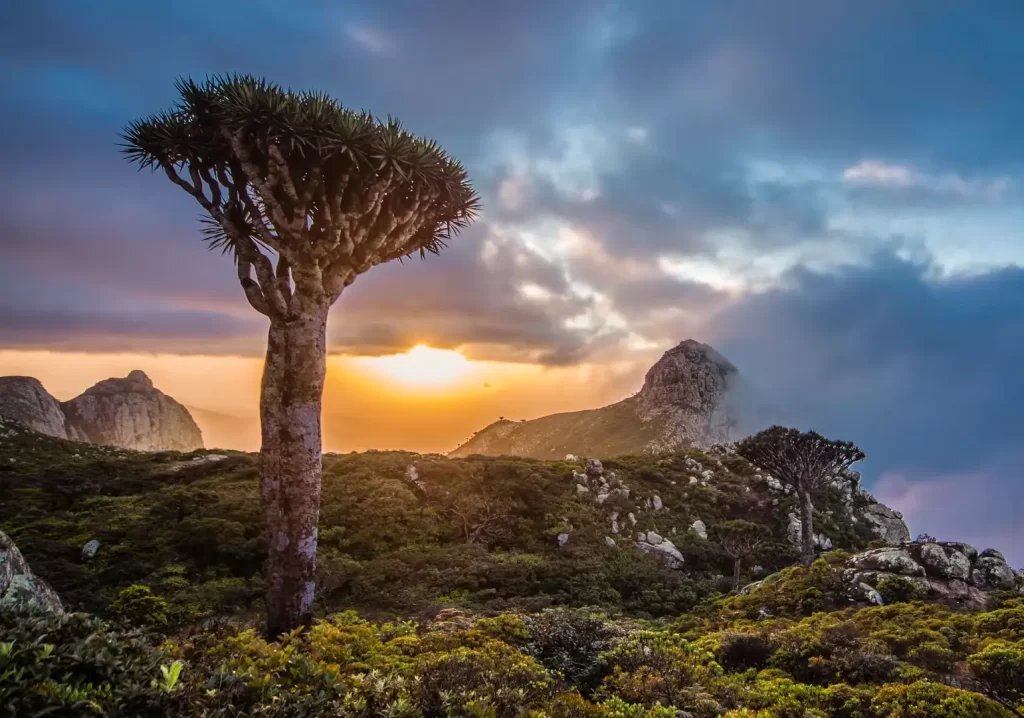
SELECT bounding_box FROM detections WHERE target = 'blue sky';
[1,1,1023,562]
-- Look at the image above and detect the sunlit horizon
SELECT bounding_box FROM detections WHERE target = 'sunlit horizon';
[0,347,651,455]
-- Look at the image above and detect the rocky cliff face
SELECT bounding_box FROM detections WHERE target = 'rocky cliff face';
[0,371,203,452]
[0,377,67,438]
[62,370,203,451]
[451,339,741,459]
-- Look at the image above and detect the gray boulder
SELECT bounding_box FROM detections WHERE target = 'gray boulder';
[917,542,951,577]
[636,539,685,569]
[848,547,926,577]
[689,520,707,540]
[972,556,1017,590]
[860,502,911,545]
[585,458,604,477]
[81,540,101,560]
[0,530,63,613]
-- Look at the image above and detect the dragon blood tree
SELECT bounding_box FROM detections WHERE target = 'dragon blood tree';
[737,426,864,565]
[122,76,479,637]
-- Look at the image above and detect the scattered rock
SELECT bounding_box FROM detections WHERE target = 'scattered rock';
[646,531,664,545]
[585,458,604,477]
[576,484,590,496]
[652,495,663,511]
[859,582,884,606]
[557,533,570,547]
[689,520,707,540]
[636,538,685,569]
[604,536,617,548]
[81,540,101,560]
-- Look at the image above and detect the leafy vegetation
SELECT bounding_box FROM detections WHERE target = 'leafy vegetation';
[0,423,877,625]
[3,424,1022,715]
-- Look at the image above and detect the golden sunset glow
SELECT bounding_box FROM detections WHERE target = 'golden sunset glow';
[350,344,473,389]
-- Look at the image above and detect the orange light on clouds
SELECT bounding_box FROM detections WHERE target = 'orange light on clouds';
[349,344,475,390]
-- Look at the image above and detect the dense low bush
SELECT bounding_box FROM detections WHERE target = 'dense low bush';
[4,596,1023,717]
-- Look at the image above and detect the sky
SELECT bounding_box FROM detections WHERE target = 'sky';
[1,1,1023,563]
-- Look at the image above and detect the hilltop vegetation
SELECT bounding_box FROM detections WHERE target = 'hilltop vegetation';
[0,419,874,624]
[3,420,1023,716]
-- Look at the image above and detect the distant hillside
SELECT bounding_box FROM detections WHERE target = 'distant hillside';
[452,339,743,459]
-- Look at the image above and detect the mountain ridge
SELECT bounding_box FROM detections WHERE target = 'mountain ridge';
[451,339,745,459]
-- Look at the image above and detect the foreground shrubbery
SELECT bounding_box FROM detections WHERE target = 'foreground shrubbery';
[3,586,1023,717]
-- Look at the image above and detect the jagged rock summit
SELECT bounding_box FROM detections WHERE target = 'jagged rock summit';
[0,371,203,452]
[451,339,740,459]
[63,370,203,451]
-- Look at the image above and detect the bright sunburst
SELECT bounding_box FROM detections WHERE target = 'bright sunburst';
[357,344,472,389]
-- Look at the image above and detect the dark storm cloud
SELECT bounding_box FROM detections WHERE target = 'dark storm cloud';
[708,252,1024,562]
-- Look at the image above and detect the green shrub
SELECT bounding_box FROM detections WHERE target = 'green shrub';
[0,609,173,717]
[870,680,1012,717]
[876,576,926,604]
[108,584,170,627]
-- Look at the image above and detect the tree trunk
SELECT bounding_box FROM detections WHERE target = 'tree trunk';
[260,298,329,639]
[799,488,815,566]
[733,557,742,592]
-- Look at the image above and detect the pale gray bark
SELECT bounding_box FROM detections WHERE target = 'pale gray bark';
[799,488,816,566]
[259,294,329,638]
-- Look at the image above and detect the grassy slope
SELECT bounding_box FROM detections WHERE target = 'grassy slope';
[450,396,673,459]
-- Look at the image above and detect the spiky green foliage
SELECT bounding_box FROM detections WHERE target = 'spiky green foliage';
[735,426,865,495]
[120,75,479,315]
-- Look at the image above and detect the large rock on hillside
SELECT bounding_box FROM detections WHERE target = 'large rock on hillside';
[0,377,67,438]
[62,370,203,451]
[844,539,1022,609]
[0,530,63,613]
[451,339,741,459]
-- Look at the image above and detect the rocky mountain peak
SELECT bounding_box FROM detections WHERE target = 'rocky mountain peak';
[0,371,203,452]
[62,371,203,452]
[636,339,740,449]
[126,369,154,389]
[638,340,738,413]
[452,338,744,459]
[0,376,67,438]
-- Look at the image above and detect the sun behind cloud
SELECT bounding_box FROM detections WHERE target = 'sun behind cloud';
[351,344,474,390]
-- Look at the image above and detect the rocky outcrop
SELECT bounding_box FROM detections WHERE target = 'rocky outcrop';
[0,530,63,613]
[451,339,741,459]
[0,377,67,438]
[844,540,1022,609]
[859,500,912,545]
[62,370,203,451]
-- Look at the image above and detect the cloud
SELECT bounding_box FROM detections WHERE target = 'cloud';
[843,160,1012,200]
[343,24,393,56]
